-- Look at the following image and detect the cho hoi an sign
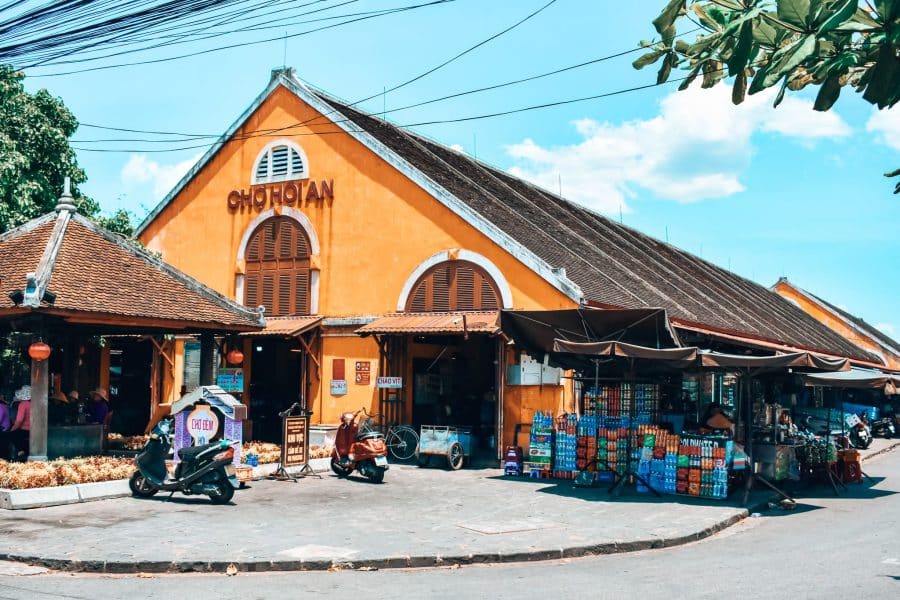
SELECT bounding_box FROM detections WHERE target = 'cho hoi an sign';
[282,416,309,467]
[227,179,334,212]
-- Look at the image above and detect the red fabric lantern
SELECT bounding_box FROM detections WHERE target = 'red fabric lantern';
[226,348,244,365]
[28,341,52,361]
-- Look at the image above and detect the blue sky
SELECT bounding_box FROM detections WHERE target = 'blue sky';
[21,0,900,339]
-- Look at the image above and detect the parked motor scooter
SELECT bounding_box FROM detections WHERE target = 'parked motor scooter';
[849,413,873,450]
[870,415,895,439]
[330,409,388,483]
[129,418,239,504]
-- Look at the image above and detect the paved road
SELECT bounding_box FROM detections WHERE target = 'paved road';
[1,448,898,599]
[0,463,754,570]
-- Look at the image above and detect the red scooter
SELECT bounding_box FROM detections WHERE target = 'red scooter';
[331,409,389,483]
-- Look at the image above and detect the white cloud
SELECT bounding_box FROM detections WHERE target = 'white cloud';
[449,143,465,153]
[121,153,202,201]
[866,108,900,150]
[506,85,851,214]
[876,323,896,337]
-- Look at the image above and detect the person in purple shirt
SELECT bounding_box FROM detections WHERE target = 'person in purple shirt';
[0,393,10,432]
[87,388,110,425]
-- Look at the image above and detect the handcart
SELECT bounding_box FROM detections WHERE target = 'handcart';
[416,425,472,470]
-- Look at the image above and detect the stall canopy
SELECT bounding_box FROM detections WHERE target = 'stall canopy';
[552,339,699,368]
[501,308,680,359]
[698,351,850,372]
[800,368,900,394]
[240,315,321,337]
[357,311,500,336]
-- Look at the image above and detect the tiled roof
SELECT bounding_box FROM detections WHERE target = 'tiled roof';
[357,312,500,335]
[312,90,874,362]
[0,215,56,313]
[810,292,900,357]
[0,212,263,331]
[240,316,322,337]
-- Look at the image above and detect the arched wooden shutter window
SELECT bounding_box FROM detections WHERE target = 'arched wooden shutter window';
[405,261,501,312]
[243,217,311,316]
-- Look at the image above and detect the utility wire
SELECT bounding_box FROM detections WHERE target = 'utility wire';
[71,65,719,154]
[73,27,701,145]
[27,0,458,76]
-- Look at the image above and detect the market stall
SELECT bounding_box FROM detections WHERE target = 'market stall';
[513,332,853,503]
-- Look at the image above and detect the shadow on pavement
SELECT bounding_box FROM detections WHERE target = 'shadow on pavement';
[487,474,771,510]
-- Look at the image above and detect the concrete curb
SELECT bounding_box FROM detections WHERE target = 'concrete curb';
[0,479,130,510]
[1,460,332,510]
[0,507,753,574]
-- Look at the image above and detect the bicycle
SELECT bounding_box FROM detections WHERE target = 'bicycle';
[357,408,419,461]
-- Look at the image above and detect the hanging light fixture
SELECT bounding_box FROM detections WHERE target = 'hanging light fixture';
[28,341,52,361]
[226,348,244,365]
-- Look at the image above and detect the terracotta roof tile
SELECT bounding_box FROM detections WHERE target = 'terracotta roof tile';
[357,312,500,335]
[1,213,262,330]
[313,92,872,361]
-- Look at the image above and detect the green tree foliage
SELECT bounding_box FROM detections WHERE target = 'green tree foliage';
[0,65,137,232]
[635,1,899,190]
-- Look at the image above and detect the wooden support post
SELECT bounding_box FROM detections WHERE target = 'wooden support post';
[29,357,50,461]
[199,333,215,386]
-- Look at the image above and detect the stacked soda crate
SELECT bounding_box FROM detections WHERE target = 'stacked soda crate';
[525,411,553,476]
[576,414,599,472]
[553,413,578,478]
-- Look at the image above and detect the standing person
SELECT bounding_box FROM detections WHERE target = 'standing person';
[9,385,31,461]
[86,388,110,425]
[0,393,11,460]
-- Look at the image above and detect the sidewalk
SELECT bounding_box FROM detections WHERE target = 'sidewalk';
[0,440,894,574]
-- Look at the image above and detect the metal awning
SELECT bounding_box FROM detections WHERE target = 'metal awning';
[356,311,500,336]
[240,315,322,337]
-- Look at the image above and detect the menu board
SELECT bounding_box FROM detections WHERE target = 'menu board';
[282,416,309,467]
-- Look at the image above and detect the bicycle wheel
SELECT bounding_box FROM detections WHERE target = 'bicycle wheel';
[387,426,419,461]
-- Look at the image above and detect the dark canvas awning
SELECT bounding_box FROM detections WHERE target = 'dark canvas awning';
[698,351,850,371]
[800,368,900,394]
[501,308,679,355]
[553,339,699,368]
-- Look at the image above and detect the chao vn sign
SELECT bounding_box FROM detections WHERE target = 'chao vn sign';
[227,179,334,212]
[187,405,220,445]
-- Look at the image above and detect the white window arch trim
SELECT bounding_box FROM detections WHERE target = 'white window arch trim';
[396,249,513,312]
[235,207,320,314]
[251,139,310,185]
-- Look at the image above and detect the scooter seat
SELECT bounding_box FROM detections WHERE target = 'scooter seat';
[179,442,219,459]
[355,431,384,441]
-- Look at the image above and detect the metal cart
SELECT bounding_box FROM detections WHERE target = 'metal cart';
[416,425,472,470]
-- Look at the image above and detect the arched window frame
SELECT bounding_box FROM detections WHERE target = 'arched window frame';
[251,139,309,185]
[397,250,513,312]
[239,215,314,317]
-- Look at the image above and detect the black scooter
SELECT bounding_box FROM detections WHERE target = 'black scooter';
[129,418,239,504]
[870,415,895,439]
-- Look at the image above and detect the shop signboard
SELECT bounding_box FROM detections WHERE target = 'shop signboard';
[330,379,348,395]
[216,368,244,393]
[355,361,371,385]
[376,376,403,389]
[186,405,220,445]
[282,416,309,467]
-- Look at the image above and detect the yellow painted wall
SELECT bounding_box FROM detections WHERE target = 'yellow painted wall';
[138,81,577,442]
[139,85,574,315]
[773,281,900,370]
[317,333,381,424]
